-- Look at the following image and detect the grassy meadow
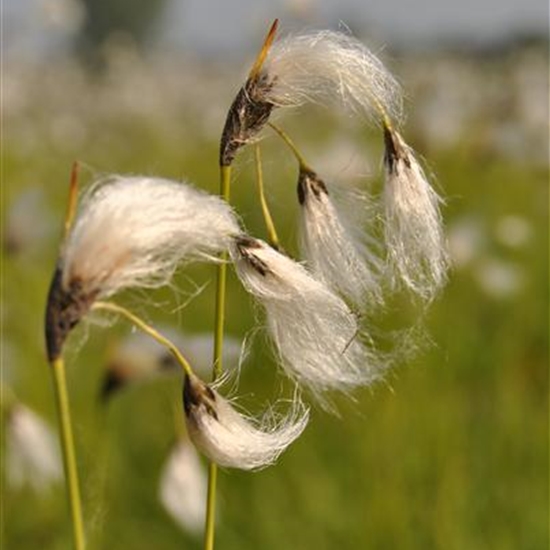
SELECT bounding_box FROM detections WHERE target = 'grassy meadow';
[2,44,549,550]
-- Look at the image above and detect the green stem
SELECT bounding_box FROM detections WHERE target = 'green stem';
[51,356,86,550]
[254,145,281,249]
[204,164,232,550]
[91,301,194,377]
[268,123,313,173]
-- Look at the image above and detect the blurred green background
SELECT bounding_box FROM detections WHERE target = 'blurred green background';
[2,2,549,549]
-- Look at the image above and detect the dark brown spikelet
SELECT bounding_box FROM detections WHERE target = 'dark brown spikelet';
[183,375,218,421]
[44,266,97,362]
[219,73,275,167]
[383,124,410,174]
[297,168,329,206]
[234,235,271,276]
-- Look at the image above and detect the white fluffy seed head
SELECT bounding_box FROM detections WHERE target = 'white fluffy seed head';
[6,405,63,493]
[383,129,450,301]
[45,175,241,362]
[62,175,240,298]
[230,236,384,401]
[263,30,403,125]
[159,439,207,535]
[183,374,308,470]
[298,168,383,308]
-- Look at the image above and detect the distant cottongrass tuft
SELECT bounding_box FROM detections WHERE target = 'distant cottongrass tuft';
[6,405,63,493]
[183,374,309,470]
[383,127,449,301]
[263,30,403,124]
[46,175,240,360]
[297,167,383,307]
[231,236,384,401]
[159,438,207,535]
[101,328,243,400]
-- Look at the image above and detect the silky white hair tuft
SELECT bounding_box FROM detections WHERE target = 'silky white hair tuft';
[298,169,383,308]
[62,175,240,298]
[383,129,449,300]
[158,438,207,535]
[184,374,309,470]
[263,30,403,125]
[230,236,384,401]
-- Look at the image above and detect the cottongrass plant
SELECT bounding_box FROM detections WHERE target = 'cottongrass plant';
[40,20,449,550]
[44,166,241,549]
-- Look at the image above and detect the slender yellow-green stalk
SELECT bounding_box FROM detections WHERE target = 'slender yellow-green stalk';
[47,162,86,550]
[268,123,313,172]
[91,301,194,377]
[50,357,86,550]
[203,164,231,550]
[254,145,281,249]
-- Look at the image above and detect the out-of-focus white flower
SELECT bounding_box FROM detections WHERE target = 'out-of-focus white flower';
[101,329,242,399]
[474,258,525,299]
[4,187,54,257]
[183,374,309,470]
[298,167,383,307]
[6,405,63,493]
[383,127,449,301]
[46,175,240,361]
[494,215,532,249]
[447,217,486,269]
[231,236,384,402]
[159,438,207,535]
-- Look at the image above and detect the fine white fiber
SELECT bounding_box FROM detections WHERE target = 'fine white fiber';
[230,236,384,400]
[159,438,207,535]
[184,374,309,470]
[62,175,240,299]
[6,405,63,493]
[298,168,383,308]
[262,30,403,125]
[383,129,449,301]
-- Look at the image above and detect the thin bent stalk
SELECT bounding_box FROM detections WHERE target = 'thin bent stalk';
[50,357,86,550]
[91,301,194,377]
[254,145,281,249]
[203,164,232,550]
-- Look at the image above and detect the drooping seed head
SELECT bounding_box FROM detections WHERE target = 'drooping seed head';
[183,374,309,470]
[297,167,383,307]
[383,127,449,301]
[231,236,385,403]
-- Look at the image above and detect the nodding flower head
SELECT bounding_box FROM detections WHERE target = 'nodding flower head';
[383,127,449,301]
[45,176,240,361]
[220,25,402,166]
[297,167,383,308]
[230,236,385,403]
[183,374,309,470]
